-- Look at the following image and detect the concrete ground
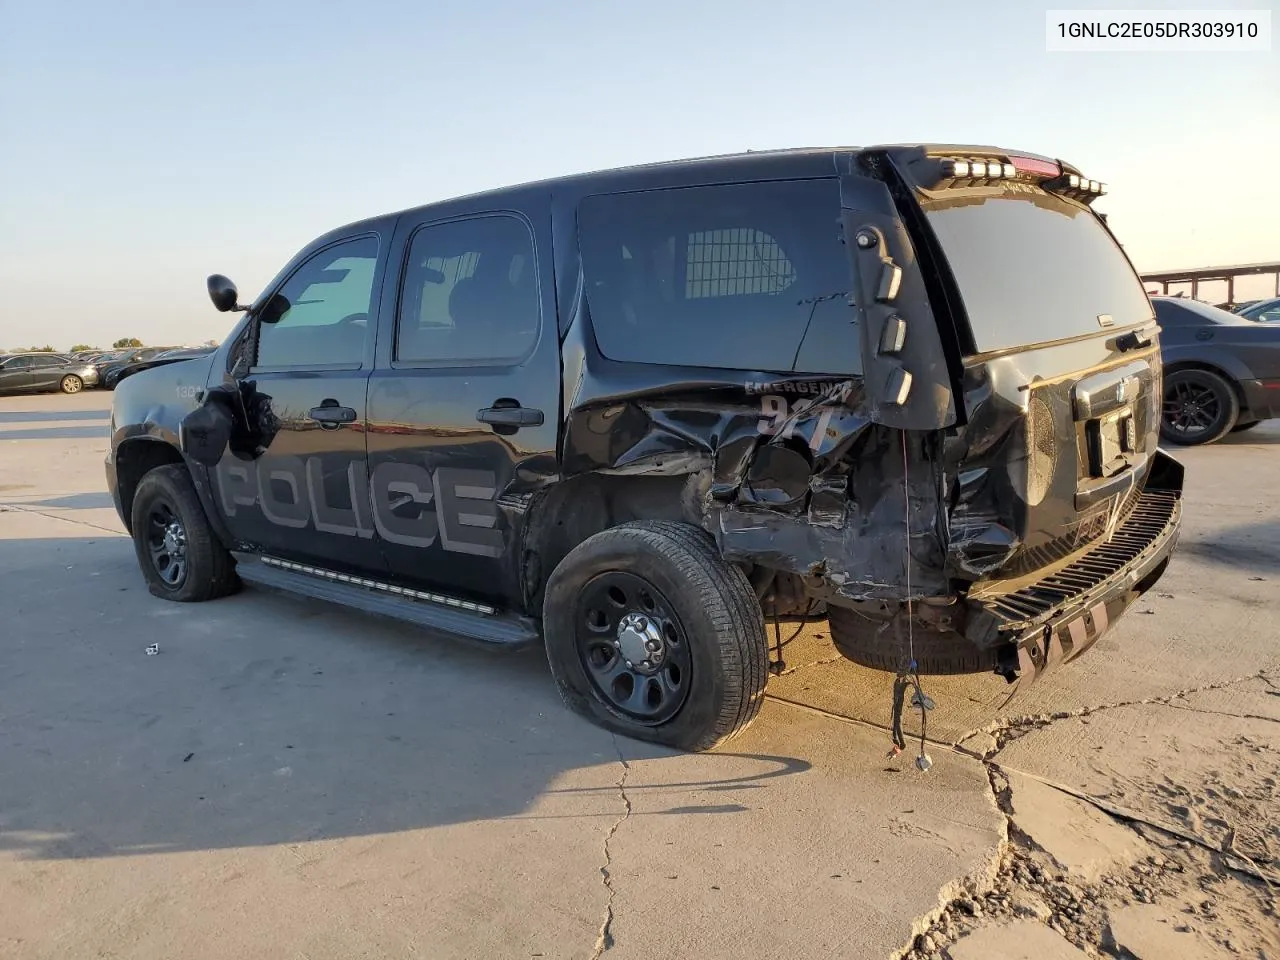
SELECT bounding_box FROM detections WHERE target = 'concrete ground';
[1,390,1276,960]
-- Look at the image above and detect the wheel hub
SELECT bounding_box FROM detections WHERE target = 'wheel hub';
[616,612,665,673]
[162,519,186,557]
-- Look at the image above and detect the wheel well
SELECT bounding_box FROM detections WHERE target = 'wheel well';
[115,440,186,534]
[520,472,711,611]
[1163,361,1247,409]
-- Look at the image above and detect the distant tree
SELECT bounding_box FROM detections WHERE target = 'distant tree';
[112,337,144,348]
[202,339,220,347]
[69,344,98,352]
[20,345,57,352]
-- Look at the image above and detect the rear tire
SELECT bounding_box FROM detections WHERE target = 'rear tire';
[1161,369,1239,446]
[60,375,83,394]
[130,464,238,602]
[827,604,999,675]
[543,521,768,752]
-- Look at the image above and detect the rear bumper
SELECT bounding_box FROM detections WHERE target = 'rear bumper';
[1240,378,1280,421]
[966,451,1183,684]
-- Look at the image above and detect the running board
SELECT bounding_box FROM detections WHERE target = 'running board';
[232,553,539,647]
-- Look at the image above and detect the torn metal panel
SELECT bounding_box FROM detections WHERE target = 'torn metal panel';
[560,360,954,600]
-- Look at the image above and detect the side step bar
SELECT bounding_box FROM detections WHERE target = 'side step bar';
[232,553,540,648]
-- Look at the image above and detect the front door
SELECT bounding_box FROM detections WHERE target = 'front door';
[0,356,35,392]
[210,232,390,574]
[367,210,561,604]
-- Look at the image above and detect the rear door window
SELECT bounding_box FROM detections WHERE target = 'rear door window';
[578,179,859,374]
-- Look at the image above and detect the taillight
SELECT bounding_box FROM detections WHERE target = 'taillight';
[1008,155,1061,178]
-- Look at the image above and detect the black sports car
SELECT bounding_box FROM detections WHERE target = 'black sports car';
[102,347,215,389]
[1155,296,1280,445]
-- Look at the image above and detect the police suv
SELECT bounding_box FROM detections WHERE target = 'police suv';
[107,145,1183,750]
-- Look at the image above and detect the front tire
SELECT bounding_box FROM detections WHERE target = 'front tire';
[1161,368,1239,446]
[130,464,238,602]
[60,375,83,394]
[542,521,768,752]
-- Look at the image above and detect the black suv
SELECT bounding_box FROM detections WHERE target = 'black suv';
[107,145,1183,750]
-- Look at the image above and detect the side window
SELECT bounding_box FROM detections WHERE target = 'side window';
[254,237,379,370]
[8,356,35,370]
[395,215,539,364]
[1152,301,1193,328]
[577,179,859,375]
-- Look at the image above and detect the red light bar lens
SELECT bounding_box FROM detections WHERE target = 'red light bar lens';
[1009,156,1061,178]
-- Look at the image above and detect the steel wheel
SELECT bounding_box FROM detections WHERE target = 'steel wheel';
[575,571,692,725]
[145,501,188,587]
[1160,369,1238,446]
[60,375,83,394]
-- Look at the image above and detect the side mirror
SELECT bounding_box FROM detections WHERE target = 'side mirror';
[207,274,245,313]
[258,293,291,325]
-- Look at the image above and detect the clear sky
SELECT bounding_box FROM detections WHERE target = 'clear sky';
[0,0,1276,349]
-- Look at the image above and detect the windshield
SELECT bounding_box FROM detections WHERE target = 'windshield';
[1240,299,1280,322]
[920,189,1152,354]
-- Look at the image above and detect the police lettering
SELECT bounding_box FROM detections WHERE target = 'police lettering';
[215,458,504,557]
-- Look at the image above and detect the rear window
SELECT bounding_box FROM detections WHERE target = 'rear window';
[1154,297,1258,327]
[921,189,1152,353]
[578,179,860,374]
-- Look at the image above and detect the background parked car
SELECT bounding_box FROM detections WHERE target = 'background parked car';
[1155,295,1280,444]
[1237,297,1280,323]
[102,346,215,389]
[95,347,178,388]
[0,353,100,395]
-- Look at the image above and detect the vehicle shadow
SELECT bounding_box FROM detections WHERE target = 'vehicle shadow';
[1217,424,1280,445]
[0,426,110,440]
[0,410,110,424]
[24,492,116,510]
[1176,518,1280,573]
[0,536,812,862]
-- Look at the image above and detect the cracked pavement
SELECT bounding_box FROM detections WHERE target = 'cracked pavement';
[2,394,1278,959]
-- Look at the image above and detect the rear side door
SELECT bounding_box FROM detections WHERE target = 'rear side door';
[27,355,69,390]
[367,205,560,605]
[209,230,392,573]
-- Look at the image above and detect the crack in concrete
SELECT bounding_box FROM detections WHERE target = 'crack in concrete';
[1162,701,1280,726]
[0,501,123,536]
[774,654,844,677]
[895,671,1279,958]
[591,736,632,959]
[961,671,1273,760]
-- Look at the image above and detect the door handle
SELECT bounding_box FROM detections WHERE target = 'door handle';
[309,400,357,428]
[477,403,544,428]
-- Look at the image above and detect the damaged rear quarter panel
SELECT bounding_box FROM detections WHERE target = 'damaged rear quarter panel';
[556,317,951,603]
[549,157,964,603]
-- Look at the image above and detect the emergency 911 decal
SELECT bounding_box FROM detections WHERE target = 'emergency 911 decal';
[752,380,855,453]
[215,458,505,558]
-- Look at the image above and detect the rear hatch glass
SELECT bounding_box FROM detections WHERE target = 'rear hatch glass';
[920,189,1152,354]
